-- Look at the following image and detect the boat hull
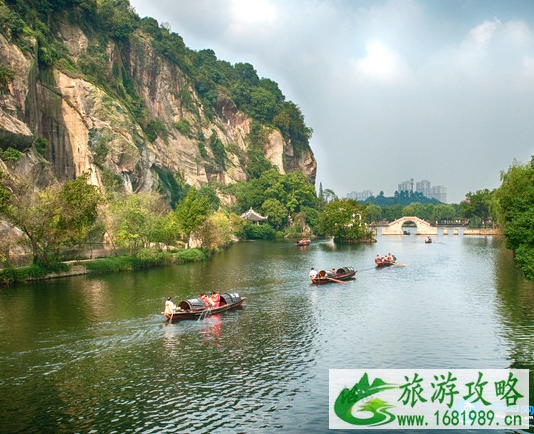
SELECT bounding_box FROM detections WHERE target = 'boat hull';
[311,274,355,284]
[165,298,245,322]
[311,266,356,284]
[375,261,395,267]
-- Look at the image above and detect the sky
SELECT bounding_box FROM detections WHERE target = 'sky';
[128,0,534,203]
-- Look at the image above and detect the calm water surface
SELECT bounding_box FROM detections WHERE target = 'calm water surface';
[1,234,534,433]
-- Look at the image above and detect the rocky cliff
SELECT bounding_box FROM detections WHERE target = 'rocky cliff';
[0,5,316,199]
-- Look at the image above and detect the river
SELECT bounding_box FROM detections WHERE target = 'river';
[0,233,533,433]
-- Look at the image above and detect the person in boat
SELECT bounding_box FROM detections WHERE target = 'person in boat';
[331,268,337,276]
[375,255,382,264]
[164,297,177,315]
[309,267,317,279]
[385,253,394,262]
[200,292,211,307]
[211,291,221,308]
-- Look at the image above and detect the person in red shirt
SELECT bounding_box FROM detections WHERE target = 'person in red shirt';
[211,291,220,308]
[200,292,210,307]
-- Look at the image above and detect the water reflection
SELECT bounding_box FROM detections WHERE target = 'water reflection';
[200,314,222,346]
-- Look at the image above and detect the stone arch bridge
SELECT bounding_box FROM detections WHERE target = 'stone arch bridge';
[381,216,437,235]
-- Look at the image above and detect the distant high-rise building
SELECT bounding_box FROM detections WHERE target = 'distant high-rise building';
[397,178,447,202]
[430,185,447,203]
[416,179,431,197]
[347,190,373,201]
[397,178,414,192]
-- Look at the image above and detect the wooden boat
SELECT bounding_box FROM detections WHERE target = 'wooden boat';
[164,292,245,322]
[296,239,311,246]
[375,256,396,267]
[425,237,433,243]
[403,230,411,235]
[311,266,357,284]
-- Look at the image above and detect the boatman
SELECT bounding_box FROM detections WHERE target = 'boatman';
[211,291,220,308]
[309,267,317,279]
[164,297,177,315]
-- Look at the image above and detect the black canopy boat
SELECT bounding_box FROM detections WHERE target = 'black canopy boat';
[164,293,245,322]
[311,266,357,284]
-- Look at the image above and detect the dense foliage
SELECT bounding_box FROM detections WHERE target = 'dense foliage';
[0,172,102,265]
[319,199,372,243]
[228,168,318,233]
[460,189,496,228]
[364,191,440,206]
[493,158,534,280]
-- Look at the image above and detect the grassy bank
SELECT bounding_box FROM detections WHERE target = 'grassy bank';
[0,248,207,286]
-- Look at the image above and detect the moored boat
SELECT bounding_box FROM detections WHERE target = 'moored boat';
[164,292,245,322]
[311,266,357,284]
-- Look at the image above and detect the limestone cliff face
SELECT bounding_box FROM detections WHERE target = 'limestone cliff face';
[0,23,317,196]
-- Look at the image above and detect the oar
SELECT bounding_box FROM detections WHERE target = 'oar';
[393,263,408,267]
[198,307,211,321]
[327,277,348,284]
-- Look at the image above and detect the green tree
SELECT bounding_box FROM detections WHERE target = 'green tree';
[197,211,244,251]
[318,182,324,206]
[0,172,101,264]
[461,189,494,228]
[249,87,277,123]
[198,185,221,212]
[265,171,317,213]
[430,203,456,223]
[382,204,404,221]
[364,203,383,223]
[261,197,287,230]
[493,158,534,279]
[319,199,371,243]
[174,188,211,241]
[105,191,170,252]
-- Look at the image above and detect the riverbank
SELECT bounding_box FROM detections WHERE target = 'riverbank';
[0,248,207,286]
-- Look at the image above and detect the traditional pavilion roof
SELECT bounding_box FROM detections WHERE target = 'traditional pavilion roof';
[240,207,268,221]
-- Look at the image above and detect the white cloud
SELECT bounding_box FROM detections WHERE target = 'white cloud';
[466,18,501,47]
[352,41,413,83]
[231,0,277,24]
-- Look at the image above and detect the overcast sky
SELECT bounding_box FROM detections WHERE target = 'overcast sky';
[129,0,534,203]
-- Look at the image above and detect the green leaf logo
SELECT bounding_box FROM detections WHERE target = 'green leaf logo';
[334,373,398,426]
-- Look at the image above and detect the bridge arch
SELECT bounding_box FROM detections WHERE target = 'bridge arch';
[381,216,437,235]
